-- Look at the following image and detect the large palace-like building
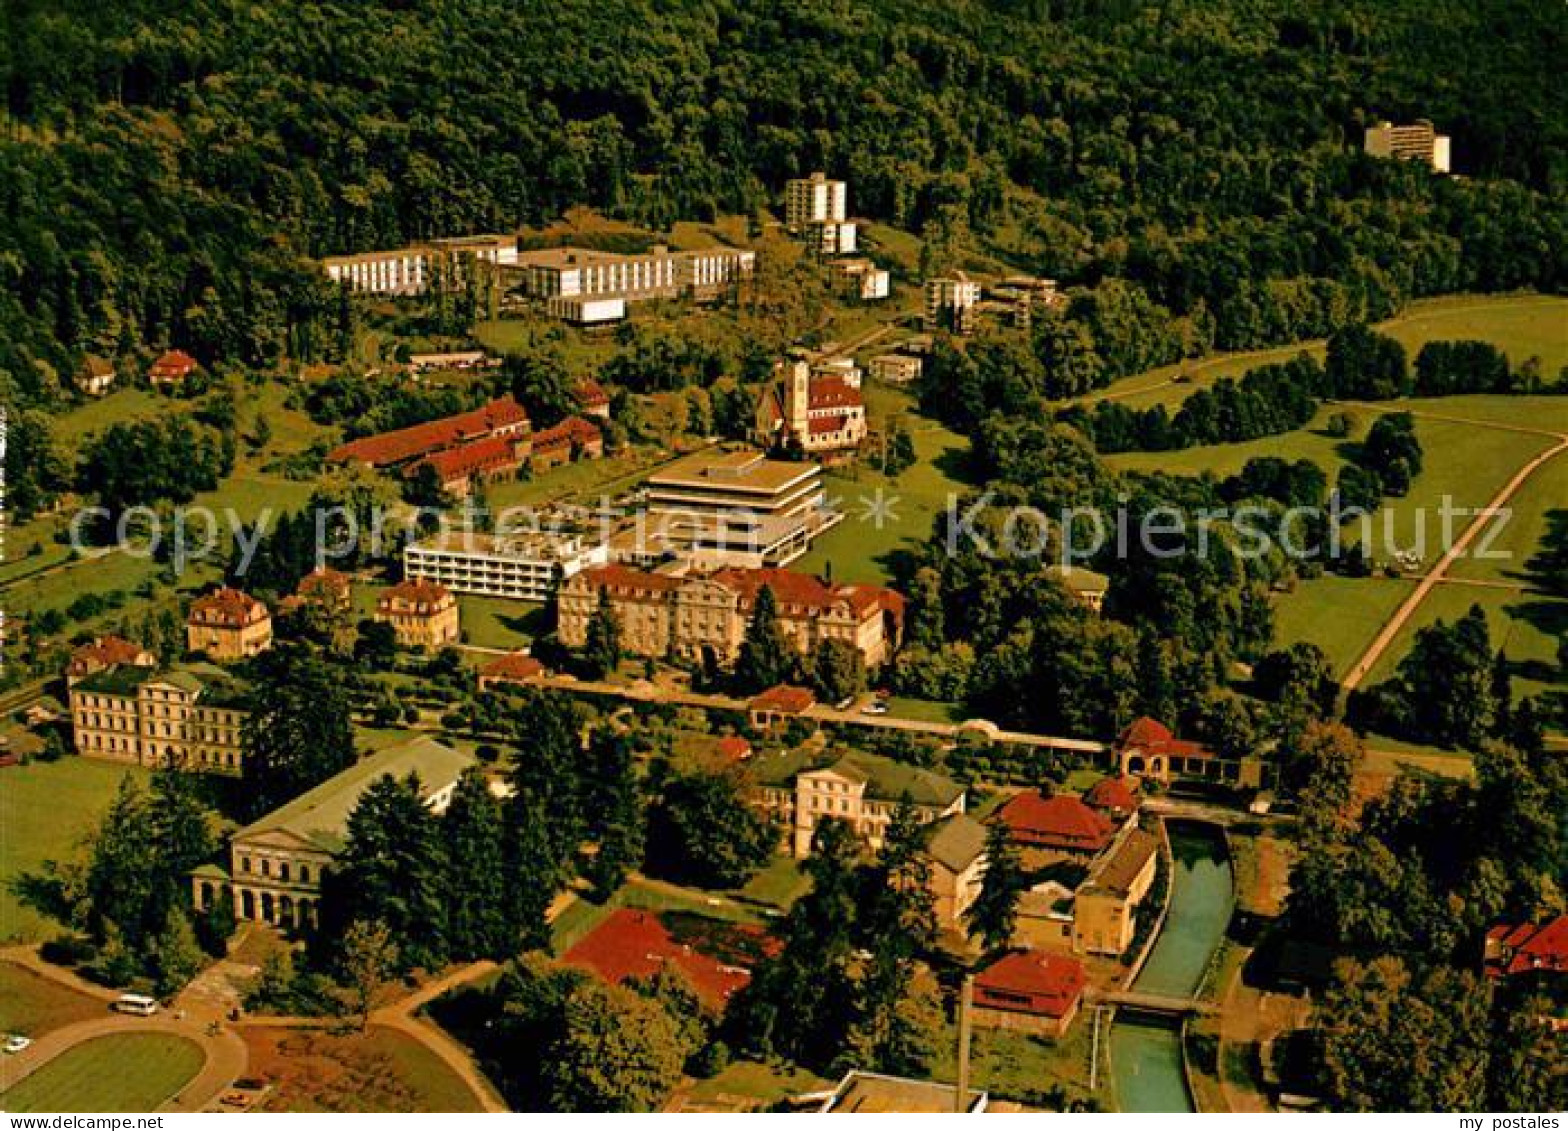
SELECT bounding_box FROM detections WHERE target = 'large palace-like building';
[556,564,904,668]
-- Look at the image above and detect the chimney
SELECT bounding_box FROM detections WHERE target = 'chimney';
[955,974,974,1113]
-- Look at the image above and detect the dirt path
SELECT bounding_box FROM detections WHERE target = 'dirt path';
[368,961,507,1113]
[1341,429,1568,693]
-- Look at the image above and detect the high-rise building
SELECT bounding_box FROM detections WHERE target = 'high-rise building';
[785,171,848,226]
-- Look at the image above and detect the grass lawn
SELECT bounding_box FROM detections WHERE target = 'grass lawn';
[0,964,109,1039]
[1083,293,1568,411]
[684,1059,829,1110]
[1271,576,1416,679]
[53,389,167,441]
[928,1017,1097,1108]
[241,1024,485,1113]
[886,696,964,725]
[549,894,618,955]
[796,419,971,584]
[0,1034,203,1112]
[1,758,150,944]
[457,595,545,651]
[733,856,808,910]
[620,880,766,926]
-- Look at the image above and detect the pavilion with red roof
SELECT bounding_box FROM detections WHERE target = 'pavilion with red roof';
[972,949,1088,1038]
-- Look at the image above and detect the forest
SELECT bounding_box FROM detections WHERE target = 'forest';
[3,0,1566,405]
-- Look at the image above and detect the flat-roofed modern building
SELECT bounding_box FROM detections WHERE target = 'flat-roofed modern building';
[1364,119,1451,173]
[191,736,473,933]
[817,1070,988,1113]
[785,172,848,226]
[510,244,754,314]
[925,272,982,333]
[405,530,609,603]
[322,235,518,296]
[637,447,840,567]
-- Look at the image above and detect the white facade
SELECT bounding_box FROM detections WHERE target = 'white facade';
[546,295,627,324]
[404,531,609,603]
[513,245,754,312]
[786,172,849,226]
[925,273,982,329]
[1364,120,1451,173]
[323,235,517,296]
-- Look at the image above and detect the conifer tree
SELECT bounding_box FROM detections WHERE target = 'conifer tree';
[442,768,513,960]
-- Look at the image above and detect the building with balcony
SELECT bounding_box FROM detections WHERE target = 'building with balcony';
[405,529,608,603]
[1364,119,1451,173]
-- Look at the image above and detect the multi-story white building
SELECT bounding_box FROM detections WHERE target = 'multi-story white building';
[510,245,754,312]
[1364,119,1451,173]
[925,272,983,332]
[404,530,609,603]
[829,257,889,300]
[785,172,848,226]
[322,235,518,296]
[635,447,841,568]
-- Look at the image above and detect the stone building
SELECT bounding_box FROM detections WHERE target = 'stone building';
[192,736,472,933]
[186,588,273,661]
[70,663,249,775]
[376,580,460,650]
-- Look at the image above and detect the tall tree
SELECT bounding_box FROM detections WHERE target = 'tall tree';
[542,979,687,1112]
[733,586,795,693]
[442,768,513,961]
[967,822,1023,952]
[241,644,356,818]
[581,729,644,897]
[582,588,623,679]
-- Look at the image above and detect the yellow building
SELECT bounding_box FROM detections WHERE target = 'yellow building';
[186,587,273,661]
[558,564,903,669]
[376,580,461,649]
[70,663,250,775]
[750,749,965,858]
[920,813,989,931]
[192,736,473,932]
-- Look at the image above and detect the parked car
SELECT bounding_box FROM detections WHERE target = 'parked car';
[861,701,889,716]
[4,1034,33,1054]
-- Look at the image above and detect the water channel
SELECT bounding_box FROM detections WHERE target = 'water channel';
[1108,820,1234,1112]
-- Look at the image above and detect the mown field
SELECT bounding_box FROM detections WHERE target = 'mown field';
[1079,293,1568,411]
[0,1034,203,1112]
[1100,294,1567,727]
[0,758,149,944]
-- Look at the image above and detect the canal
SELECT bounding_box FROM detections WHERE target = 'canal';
[1108,820,1234,1113]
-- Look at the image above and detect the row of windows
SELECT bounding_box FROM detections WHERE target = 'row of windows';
[238,855,316,884]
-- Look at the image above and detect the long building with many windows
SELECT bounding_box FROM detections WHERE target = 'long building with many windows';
[70,663,250,775]
[557,564,904,668]
[405,530,609,603]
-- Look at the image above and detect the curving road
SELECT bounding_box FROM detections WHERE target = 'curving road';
[1341,416,1568,694]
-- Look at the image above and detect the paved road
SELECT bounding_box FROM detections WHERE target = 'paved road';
[368,961,508,1113]
[1341,427,1568,693]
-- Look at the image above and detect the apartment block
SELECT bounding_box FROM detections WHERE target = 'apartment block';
[925,273,982,332]
[785,172,848,226]
[405,530,609,603]
[322,235,518,296]
[1364,119,1451,173]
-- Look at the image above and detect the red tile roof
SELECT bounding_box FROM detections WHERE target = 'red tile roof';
[148,349,199,380]
[378,579,453,609]
[995,792,1115,854]
[532,415,602,454]
[574,377,610,408]
[188,587,268,627]
[715,736,753,762]
[1082,775,1140,815]
[975,949,1087,1019]
[1117,716,1211,760]
[808,414,854,436]
[808,376,863,410]
[68,636,153,675]
[578,564,685,597]
[750,684,816,714]
[562,909,756,1004]
[1486,915,1568,978]
[328,397,531,468]
[480,652,544,685]
[412,435,522,483]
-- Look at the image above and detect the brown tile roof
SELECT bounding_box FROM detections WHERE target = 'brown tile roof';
[1487,915,1568,978]
[1087,828,1159,895]
[577,564,685,597]
[1117,716,1211,760]
[148,349,199,380]
[532,415,602,454]
[188,587,268,627]
[378,579,453,609]
[975,949,1086,1019]
[80,355,115,379]
[68,636,152,675]
[413,435,521,482]
[328,397,530,468]
[480,652,545,685]
[750,684,816,714]
[296,568,351,600]
[994,792,1115,854]
[809,376,863,410]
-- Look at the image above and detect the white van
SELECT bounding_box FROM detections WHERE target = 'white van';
[113,993,160,1016]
